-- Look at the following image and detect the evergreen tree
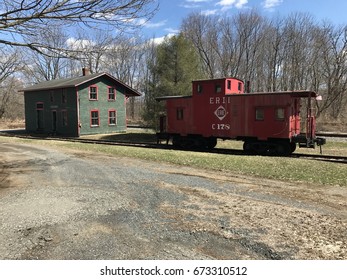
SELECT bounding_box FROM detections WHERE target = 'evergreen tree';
[142,33,204,128]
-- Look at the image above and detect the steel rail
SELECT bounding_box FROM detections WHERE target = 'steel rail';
[1,132,346,164]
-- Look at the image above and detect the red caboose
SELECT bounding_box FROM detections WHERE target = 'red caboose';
[157,77,325,155]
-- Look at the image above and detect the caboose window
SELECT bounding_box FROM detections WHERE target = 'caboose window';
[177,108,184,120]
[238,82,242,92]
[197,84,203,93]
[275,108,285,120]
[227,80,231,90]
[215,84,222,93]
[255,108,264,121]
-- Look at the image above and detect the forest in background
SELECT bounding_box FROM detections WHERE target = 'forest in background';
[0,2,346,130]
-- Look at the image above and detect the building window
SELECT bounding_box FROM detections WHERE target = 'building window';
[90,110,99,127]
[276,108,285,120]
[62,89,67,103]
[108,87,116,101]
[89,86,98,100]
[36,102,44,110]
[50,91,54,102]
[255,108,264,121]
[61,110,68,126]
[177,108,184,120]
[108,110,117,125]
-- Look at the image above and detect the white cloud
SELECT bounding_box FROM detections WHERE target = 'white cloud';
[165,27,180,34]
[186,0,210,2]
[182,0,211,9]
[135,18,147,26]
[263,0,283,9]
[217,0,236,5]
[235,0,248,9]
[201,9,218,16]
[145,20,167,28]
[149,33,176,45]
[66,37,95,50]
[217,0,248,9]
[136,19,167,28]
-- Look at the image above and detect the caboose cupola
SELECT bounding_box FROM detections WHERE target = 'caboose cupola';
[192,77,244,96]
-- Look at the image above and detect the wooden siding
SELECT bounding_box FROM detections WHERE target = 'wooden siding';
[24,88,78,136]
[77,76,127,135]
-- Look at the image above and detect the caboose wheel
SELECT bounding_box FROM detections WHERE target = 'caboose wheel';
[172,135,182,148]
[276,142,291,156]
[193,137,207,151]
[252,142,266,155]
[243,141,253,154]
[290,142,296,153]
[206,137,217,150]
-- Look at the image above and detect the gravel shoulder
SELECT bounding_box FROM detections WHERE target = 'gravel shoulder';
[0,141,346,260]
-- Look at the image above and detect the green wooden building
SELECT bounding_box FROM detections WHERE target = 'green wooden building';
[23,71,141,136]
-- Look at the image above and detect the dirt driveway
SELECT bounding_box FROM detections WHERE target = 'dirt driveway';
[0,141,346,260]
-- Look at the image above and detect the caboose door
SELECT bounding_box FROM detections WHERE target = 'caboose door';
[159,115,166,133]
[291,98,300,135]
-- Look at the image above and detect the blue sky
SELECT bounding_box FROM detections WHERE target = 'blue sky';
[141,0,347,41]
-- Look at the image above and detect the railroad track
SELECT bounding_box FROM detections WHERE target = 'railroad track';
[128,126,347,139]
[212,147,347,164]
[291,153,347,164]
[316,132,347,138]
[1,131,346,164]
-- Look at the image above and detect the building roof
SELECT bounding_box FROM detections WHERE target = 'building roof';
[22,72,141,96]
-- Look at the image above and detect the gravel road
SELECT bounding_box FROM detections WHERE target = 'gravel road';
[0,141,346,260]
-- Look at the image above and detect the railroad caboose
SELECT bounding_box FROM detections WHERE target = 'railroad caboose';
[156,77,325,155]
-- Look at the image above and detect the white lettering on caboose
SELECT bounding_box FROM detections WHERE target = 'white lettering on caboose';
[209,96,232,105]
[212,124,230,130]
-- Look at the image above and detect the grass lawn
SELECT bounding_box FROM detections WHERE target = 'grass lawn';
[1,130,346,187]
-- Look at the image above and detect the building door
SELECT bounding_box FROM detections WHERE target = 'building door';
[36,110,44,130]
[52,111,57,132]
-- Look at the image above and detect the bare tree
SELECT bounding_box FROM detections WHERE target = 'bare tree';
[142,39,161,127]
[0,48,22,118]
[317,24,347,118]
[0,77,24,119]
[232,10,267,89]
[23,26,69,82]
[0,48,20,84]
[68,30,116,74]
[107,35,147,119]
[181,12,219,78]
[0,0,157,53]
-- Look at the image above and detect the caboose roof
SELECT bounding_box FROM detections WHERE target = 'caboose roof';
[192,77,244,83]
[156,90,318,101]
[156,95,192,101]
[242,90,318,98]
[21,72,141,96]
